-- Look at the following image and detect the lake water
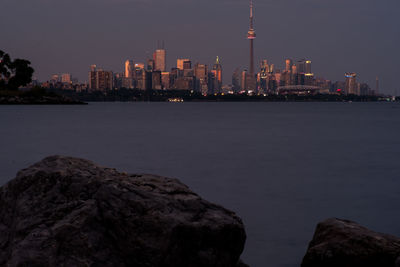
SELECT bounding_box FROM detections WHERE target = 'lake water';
[1,102,400,266]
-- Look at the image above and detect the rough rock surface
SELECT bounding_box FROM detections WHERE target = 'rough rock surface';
[0,156,246,267]
[302,218,400,267]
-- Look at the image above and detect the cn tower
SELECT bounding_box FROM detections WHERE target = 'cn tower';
[247,0,256,75]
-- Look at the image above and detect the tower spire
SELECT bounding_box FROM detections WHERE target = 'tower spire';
[250,0,254,30]
[247,0,256,75]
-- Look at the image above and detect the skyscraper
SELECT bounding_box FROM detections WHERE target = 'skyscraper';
[212,56,222,93]
[88,66,113,91]
[241,70,247,91]
[285,59,292,72]
[161,72,171,90]
[247,0,256,75]
[345,73,357,95]
[153,49,166,72]
[305,60,312,74]
[125,60,134,78]
[61,73,72,84]
[194,63,208,94]
[89,65,97,91]
[296,59,306,74]
[246,0,257,91]
[177,59,190,70]
[232,68,241,92]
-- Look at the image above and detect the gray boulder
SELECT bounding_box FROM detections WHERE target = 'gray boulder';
[0,156,247,267]
[302,218,400,267]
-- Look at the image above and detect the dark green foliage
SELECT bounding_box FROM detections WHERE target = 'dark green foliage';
[0,50,34,90]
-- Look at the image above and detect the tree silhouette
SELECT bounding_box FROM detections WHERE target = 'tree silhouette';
[0,50,34,90]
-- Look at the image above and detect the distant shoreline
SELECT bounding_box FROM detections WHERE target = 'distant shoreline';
[0,95,87,105]
[52,88,397,103]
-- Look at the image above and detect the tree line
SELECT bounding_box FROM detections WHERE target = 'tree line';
[0,50,34,90]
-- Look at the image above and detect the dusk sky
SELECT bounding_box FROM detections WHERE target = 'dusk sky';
[2,0,399,93]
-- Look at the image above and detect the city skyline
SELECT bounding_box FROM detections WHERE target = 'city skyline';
[2,0,399,94]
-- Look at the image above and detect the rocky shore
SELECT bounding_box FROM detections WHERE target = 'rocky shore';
[302,218,400,267]
[1,156,400,266]
[0,95,87,105]
[0,156,247,266]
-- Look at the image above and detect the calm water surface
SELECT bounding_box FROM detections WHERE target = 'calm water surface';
[1,102,400,266]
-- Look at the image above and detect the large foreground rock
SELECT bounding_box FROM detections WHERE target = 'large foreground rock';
[302,218,400,267]
[0,156,246,266]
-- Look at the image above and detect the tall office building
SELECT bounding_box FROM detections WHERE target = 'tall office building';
[89,65,97,91]
[125,60,134,78]
[147,59,155,71]
[152,71,162,90]
[285,59,293,72]
[241,70,248,91]
[51,74,60,83]
[194,63,208,93]
[96,70,113,91]
[232,68,241,92]
[345,73,357,95]
[153,49,166,72]
[296,59,306,73]
[135,63,145,70]
[291,64,297,74]
[212,56,222,93]
[161,72,171,90]
[305,60,312,74]
[61,73,72,84]
[88,65,113,91]
[259,61,269,93]
[177,59,190,70]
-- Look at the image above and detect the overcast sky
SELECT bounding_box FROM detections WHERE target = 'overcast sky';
[2,0,399,93]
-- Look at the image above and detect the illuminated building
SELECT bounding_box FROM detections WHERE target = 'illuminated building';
[194,63,208,93]
[285,59,293,72]
[135,63,145,70]
[212,56,222,93]
[147,59,155,71]
[152,71,162,90]
[269,64,274,73]
[183,60,192,70]
[153,49,166,72]
[304,73,314,86]
[50,74,60,84]
[61,73,72,84]
[96,70,113,91]
[89,65,113,91]
[125,60,134,78]
[305,60,312,74]
[183,68,194,77]
[173,77,194,90]
[88,65,97,91]
[241,70,247,91]
[259,61,269,93]
[345,73,357,95]
[177,59,190,70]
[291,65,297,74]
[136,70,152,90]
[161,72,170,89]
